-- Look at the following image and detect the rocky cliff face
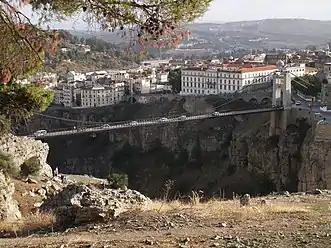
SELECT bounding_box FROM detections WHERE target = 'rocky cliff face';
[0,134,53,178]
[21,98,331,198]
[0,172,21,221]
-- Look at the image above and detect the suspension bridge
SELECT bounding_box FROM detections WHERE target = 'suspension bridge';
[28,69,300,139]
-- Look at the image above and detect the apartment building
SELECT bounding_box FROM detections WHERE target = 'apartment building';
[53,85,74,107]
[133,78,151,94]
[180,65,277,96]
[81,83,125,108]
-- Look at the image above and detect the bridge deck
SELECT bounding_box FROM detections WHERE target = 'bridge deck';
[31,107,283,138]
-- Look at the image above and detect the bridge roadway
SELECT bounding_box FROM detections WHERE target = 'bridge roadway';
[30,106,283,138]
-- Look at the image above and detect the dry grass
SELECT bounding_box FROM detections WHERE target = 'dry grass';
[148,196,312,221]
[0,212,55,235]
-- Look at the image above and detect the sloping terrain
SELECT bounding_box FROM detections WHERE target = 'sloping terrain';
[1,193,331,248]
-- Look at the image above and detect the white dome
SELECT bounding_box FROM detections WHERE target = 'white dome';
[276,60,285,68]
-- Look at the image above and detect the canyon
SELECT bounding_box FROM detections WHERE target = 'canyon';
[18,97,331,198]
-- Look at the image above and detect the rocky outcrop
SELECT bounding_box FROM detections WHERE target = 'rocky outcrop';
[0,134,52,178]
[19,98,331,198]
[40,184,150,225]
[0,172,21,221]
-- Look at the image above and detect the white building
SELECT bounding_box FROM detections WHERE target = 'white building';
[180,65,277,96]
[324,63,331,83]
[67,71,86,82]
[133,78,151,94]
[81,83,125,108]
[286,63,306,78]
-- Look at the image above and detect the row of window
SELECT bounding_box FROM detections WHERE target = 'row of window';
[182,84,241,94]
[182,71,274,78]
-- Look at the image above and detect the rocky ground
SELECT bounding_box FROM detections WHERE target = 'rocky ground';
[0,182,330,248]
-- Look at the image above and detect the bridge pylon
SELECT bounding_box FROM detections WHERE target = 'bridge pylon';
[269,71,292,136]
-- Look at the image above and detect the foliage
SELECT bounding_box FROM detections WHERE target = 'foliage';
[0,115,11,135]
[168,69,181,93]
[0,1,62,81]
[0,82,54,124]
[107,173,128,189]
[292,75,321,97]
[44,30,139,73]
[30,0,210,49]
[0,151,19,178]
[20,156,42,177]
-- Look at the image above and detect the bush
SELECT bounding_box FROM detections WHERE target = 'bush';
[0,151,19,178]
[20,156,42,177]
[107,173,128,189]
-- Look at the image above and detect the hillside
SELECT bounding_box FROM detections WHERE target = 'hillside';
[185,19,331,48]
[44,30,138,74]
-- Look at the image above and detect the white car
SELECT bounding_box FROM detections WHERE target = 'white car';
[212,112,220,116]
[159,117,168,122]
[295,101,302,105]
[130,121,138,126]
[33,130,47,137]
[102,124,111,129]
[178,115,187,120]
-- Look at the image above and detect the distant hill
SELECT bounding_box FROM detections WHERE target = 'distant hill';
[185,19,331,48]
[69,19,331,49]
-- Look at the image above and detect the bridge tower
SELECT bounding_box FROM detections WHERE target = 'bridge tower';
[269,70,292,136]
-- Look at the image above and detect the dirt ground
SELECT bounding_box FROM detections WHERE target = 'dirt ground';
[1,194,330,248]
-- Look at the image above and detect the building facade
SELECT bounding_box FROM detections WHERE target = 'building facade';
[180,65,277,96]
[81,84,125,108]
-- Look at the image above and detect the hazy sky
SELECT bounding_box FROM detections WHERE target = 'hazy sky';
[202,0,331,22]
[25,0,331,30]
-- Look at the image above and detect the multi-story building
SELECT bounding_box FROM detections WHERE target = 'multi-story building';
[286,63,306,78]
[53,84,74,107]
[180,65,277,96]
[133,78,151,94]
[80,83,125,108]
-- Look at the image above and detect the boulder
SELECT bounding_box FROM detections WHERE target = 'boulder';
[0,172,21,221]
[40,184,150,225]
[0,134,52,178]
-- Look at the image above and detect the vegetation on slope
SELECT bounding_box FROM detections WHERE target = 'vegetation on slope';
[44,30,141,74]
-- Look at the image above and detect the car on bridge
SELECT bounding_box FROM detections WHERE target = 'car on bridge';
[101,124,111,129]
[159,117,168,122]
[212,111,220,117]
[130,121,138,126]
[33,130,47,137]
[178,115,187,120]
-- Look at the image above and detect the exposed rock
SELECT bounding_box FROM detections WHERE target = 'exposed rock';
[240,194,250,206]
[40,184,151,225]
[0,134,53,178]
[21,101,331,197]
[0,172,21,221]
[27,178,38,184]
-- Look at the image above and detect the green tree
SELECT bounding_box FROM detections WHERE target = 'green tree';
[107,173,129,189]
[168,69,182,93]
[20,156,42,177]
[0,82,54,126]
[292,75,321,97]
[0,151,19,178]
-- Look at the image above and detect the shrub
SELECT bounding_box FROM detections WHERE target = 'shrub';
[20,156,42,177]
[107,173,128,189]
[0,151,19,178]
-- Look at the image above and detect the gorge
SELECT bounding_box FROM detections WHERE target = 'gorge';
[18,97,331,199]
